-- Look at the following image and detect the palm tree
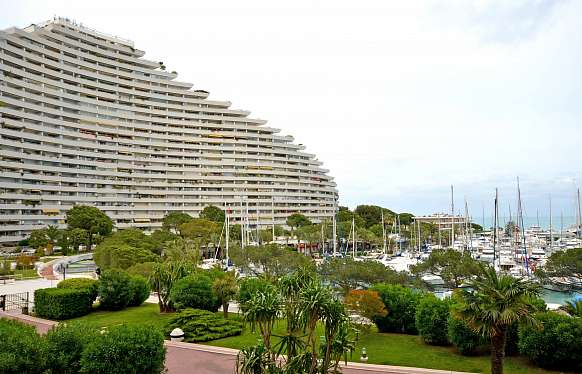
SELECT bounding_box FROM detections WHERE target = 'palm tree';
[149,261,194,312]
[213,271,239,318]
[453,265,541,374]
[243,284,281,355]
[562,299,582,317]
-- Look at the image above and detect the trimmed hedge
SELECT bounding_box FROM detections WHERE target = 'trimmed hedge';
[128,275,150,307]
[0,318,47,374]
[519,312,582,371]
[57,278,99,302]
[79,324,166,373]
[371,284,424,334]
[34,288,93,320]
[447,316,485,355]
[45,322,98,374]
[166,308,243,342]
[415,295,450,345]
[98,269,131,310]
[170,273,219,312]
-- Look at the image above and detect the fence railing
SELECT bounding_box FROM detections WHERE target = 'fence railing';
[0,292,31,313]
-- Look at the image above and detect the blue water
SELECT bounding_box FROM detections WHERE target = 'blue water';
[471,216,577,230]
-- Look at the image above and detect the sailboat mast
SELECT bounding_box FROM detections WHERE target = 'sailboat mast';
[398,215,402,253]
[493,188,498,264]
[577,188,581,239]
[451,185,455,247]
[381,210,387,254]
[225,207,230,265]
[352,216,356,258]
[549,196,553,253]
[517,177,528,274]
[332,199,337,255]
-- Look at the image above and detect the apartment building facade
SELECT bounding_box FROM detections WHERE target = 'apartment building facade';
[0,18,337,245]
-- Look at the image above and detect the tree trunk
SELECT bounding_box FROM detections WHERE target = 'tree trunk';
[223,301,229,319]
[490,330,507,374]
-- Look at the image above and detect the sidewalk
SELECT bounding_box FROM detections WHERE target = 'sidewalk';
[0,312,474,374]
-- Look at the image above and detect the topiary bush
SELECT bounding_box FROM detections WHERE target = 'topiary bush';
[447,315,486,355]
[169,273,219,312]
[166,308,243,342]
[0,318,47,374]
[35,288,93,320]
[519,311,582,372]
[79,324,166,374]
[45,322,98,374]
[371,283,424,334]
[127,275,150,307]
[98,269,131,310]
[57,278,99,303]
[415,295,450,345]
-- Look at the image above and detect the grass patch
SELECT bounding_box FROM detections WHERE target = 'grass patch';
[68,303,174,333]
[13,268,39,279]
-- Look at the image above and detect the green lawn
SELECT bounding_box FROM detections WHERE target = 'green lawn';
[13,268,39,279]
[69,303,174,332]
[67,304,563,374]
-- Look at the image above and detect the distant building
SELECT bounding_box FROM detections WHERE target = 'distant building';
[0,18,337,245]
[413,214,467,230]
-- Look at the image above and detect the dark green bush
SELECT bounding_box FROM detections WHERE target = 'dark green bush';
[447,316,485,355]
[57,278,99,302]
[0,318,47,374]
[79,324,166,374]
[98,269,131,310]
[505,322,519,356]
[127,275,150,307]
[170,273,219,312]
[35,288,92,320]
[166,308,243,342]
[371,283,423,334]
[45,322,98,374]
[519,311,582,371]
[238,277,274,312]
[415,295,450,345]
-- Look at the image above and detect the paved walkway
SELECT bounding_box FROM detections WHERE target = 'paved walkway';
[0,312,473,374]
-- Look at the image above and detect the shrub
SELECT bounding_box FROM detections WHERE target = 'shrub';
[98,269,131,310]
[128,275,150,307]
[0,318,46,374]
[519,311,582,371]
[166,308,243,342]
[45,322,98,374]
[415,295,450,345]
[57,278,99,302]
[447,315,485,355]
[238,277,273,312]
[79,324,166,374]
[371,284,423,334]
[170,273,219,311]
[35,288,92,320]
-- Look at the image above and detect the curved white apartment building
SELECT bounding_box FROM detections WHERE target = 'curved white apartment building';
[0,18,337,245]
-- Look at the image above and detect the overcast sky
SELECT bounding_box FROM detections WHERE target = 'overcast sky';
[2,0,582,218]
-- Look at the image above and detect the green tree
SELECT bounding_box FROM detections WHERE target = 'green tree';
[230,244,314,281]
[179,218,220,250]
[286,213,312,231]
[411,249,482,289]
[453,265,541,374]
[398,213,414,226]
[354,205,395,229]
[28,229,49,250]
[93,229,160,270]
[536,247,582,284]
[319,257,408,296]
[163,238,200,264]
[337,207,366,227]
[67,228,89,253]
[213,271,239,318]
[162,212,193,234]
[66,205,113,250]
[149,261,195,312]
[200,205,225,223]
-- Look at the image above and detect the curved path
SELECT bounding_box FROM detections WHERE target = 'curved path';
[1,311,474,374]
